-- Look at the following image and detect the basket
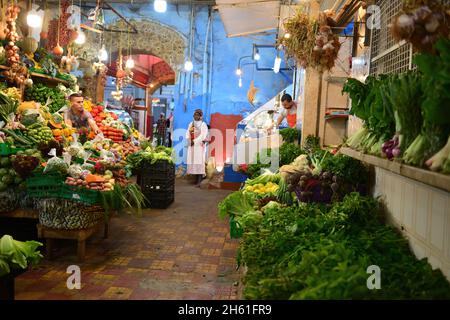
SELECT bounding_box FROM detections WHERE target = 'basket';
[0,191,19,213]
[36,198,104,230]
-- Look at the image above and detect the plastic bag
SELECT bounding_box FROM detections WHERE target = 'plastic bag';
[21,108,45,126]
[44,148,69,174]
[100,149,115,162]
[79,150,95,173]
[67,134,83,156]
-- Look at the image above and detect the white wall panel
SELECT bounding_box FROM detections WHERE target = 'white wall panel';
[373,167,450,281]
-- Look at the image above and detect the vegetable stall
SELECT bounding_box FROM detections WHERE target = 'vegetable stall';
[219,140,450,299]
[219,0,450,300]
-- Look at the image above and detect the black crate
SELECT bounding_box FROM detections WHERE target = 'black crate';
[137,164,175,181]
[139,160,175,174]
[143,190,174,209]
[137,175,175,192]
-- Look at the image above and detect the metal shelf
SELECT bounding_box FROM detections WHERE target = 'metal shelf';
[1,65,70,86]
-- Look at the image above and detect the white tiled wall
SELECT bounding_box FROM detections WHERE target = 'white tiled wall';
[373,167,450,281]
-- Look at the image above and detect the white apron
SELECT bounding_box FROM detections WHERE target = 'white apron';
[186,121,208,175]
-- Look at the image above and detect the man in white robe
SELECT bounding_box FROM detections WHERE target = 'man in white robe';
[186,109,209,186]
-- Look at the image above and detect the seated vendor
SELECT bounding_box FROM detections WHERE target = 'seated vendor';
[64,93,100,134]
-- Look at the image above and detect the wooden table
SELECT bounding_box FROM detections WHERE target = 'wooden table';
[0,209,39,219]
[37,214,112,262]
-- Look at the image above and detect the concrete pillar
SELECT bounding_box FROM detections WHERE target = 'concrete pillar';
[300,1,322,145]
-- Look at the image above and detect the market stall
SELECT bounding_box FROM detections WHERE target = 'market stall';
[218,0,450,300]
[0,1,176,276]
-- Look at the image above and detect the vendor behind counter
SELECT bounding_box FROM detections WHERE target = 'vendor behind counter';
[64,93,100,134]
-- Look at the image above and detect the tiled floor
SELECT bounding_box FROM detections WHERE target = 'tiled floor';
[15,179,241,300]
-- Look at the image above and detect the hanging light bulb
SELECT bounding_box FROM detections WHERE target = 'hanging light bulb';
[98,45,108,61]
[74,30,86,45]
[273,53,281,74]
[235,68,242,76]
[238,77,242,88]
[284,33,291,39]
[184,59,193,72]
[27,11,42,28]
[254,52,261,61]
[154,0,167,13]
[150,83,155,88]
[125,57,135,69]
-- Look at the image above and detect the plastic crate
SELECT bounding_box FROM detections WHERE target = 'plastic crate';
[58,185,100,205]
[26,172,65,198]
[138,160,175,175]
[143,190,174,209]
[137,161,175,182]
[137,175,175,193]
[0,143,25,156]
[26,173,100,205]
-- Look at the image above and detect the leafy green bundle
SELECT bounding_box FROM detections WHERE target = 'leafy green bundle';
[239,194,450,299]
[125,146,174,172]
[279,128,300,144]
[404,38,450,167]
[343,75,396,155]
[0,235,43,277]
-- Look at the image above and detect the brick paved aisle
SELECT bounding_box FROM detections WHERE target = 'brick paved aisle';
[15,179,241,300]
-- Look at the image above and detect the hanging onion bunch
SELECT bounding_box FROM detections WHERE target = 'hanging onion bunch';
[280,10,341,72]
[279,10,316,68]
[2,4,27,86]
[391,0,450,53]
[60,53,78,73]
[311,23,341,72]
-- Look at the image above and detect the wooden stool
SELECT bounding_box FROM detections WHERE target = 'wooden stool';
[37,216,110,262]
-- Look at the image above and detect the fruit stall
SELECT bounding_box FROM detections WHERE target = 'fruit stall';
[0,0,178,288]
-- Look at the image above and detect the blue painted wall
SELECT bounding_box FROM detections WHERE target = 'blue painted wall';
[108,4,292,163]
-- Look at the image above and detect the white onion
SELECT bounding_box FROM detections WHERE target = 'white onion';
[397,14,415,30]
[425,18,440,33]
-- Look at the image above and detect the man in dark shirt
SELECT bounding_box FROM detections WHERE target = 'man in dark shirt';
[155,113,167,146]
